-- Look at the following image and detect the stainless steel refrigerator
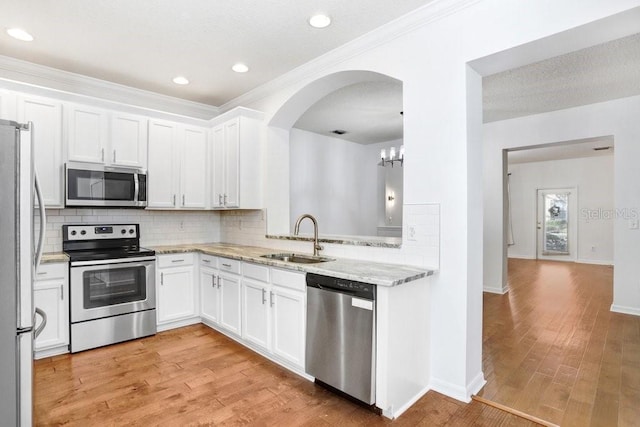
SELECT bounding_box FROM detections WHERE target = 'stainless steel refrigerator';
[0,119,47,426]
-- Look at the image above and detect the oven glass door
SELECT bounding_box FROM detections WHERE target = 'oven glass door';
[67,169,136,202]
[71,259,155,323]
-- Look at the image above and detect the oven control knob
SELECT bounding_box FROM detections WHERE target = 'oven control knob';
[121,229,127,234]
[71,230,77,236]
[80,230,86,236]
[129,229,135,234]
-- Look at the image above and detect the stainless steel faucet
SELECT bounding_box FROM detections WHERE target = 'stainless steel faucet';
[294,214,323,256]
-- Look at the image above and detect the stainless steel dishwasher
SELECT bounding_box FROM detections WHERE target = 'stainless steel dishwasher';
[305,273,376,405]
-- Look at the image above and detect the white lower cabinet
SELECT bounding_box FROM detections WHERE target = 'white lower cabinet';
[199,256,242,336]
[156,254,199,330]
[34,263,69,359]
[240,264,306,370]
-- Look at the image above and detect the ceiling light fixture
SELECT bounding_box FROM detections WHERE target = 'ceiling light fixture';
[172,76,189,85]
[309,14,331,29]
[380,145,404,167]
[7,28,34,42]
[232,63,249,73]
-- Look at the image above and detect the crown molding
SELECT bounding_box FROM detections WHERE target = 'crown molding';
[219,0,482,113]
[0,55,219,120]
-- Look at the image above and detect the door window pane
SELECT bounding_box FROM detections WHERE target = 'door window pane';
[543,193,569,254]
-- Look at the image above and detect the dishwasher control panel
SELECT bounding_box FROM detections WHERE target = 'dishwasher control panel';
[306,273,375,300]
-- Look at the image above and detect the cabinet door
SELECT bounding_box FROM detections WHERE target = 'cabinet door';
[67,104,109,164]
[17,95,64,207]
[242,279,270,350]
[180,126,207,209]
[218,272,241,335]
[211,125,225,208]
[34,280,68,350]
[200,268,219,324]
[271,286,305,368]
[158,266,195,323]
[223,119,240,207]
[147,120,178,208]
[110,113,148,168]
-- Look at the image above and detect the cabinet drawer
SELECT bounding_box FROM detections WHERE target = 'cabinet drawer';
[158,253,194,268]
[271,268,306,292]
[200,254,218,268]
[36,263,67,280]
[243,262,269,283]
[218,258,241,275]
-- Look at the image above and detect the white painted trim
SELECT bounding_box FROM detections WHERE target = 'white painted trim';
[429,377,472,403]
[156,316,201,332]
[611,304,640,317]
[219,0,483,112]
[34,345,69,360]
[383,385,431,419]
[576,258,613,266]
[507,254,536,260]
[0,55,219,120]
[466,371,487,398]
[483,285,509,295]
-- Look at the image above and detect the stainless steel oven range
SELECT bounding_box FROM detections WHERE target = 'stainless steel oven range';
[63,224,156,353]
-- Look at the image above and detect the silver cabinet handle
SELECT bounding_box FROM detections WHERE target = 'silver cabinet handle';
[222,263,232,268]
[270,291,274,307]
[101,148,105,162]
[224,194,227,205]
[262,288,266,305]
[173,194,176,206]
[161,272,164,285]
[218,194,222,206]
[211,275,215,288]
[182,195,185,206]
[37,271,47,276]
[113,150,117,163]
[202,259,210,264]
[217,276,221,289]
[171,259,185,263]
[60,284,63,300]
[34,307,47,339]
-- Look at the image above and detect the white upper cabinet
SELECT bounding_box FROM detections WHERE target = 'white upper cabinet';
[17,95,64,207]
[210,108,263,209]
[67,104,148,168]
[0,89,16,120]
[110,113,148,168]
[66,104,109,164]
[147,119,208,210]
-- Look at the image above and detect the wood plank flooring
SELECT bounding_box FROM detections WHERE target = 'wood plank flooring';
[480,259,640,427]
[35,325,536,426]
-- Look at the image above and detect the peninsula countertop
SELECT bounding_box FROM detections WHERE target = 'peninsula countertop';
[151,243,435,287]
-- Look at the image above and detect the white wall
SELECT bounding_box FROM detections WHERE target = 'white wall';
[484,95,640,316]
[235,0,640,404]
[289,128,378,235]
[507,156,614,264]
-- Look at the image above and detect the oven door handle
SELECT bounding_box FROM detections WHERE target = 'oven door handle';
[70,256,157,267]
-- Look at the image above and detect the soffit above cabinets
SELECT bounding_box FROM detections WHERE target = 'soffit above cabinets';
[0,0,433,107]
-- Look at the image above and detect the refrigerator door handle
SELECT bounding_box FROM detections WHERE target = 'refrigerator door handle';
[34,169,46,270]
[34,307,47,339]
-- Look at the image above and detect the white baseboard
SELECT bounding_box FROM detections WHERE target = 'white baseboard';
[156,316,201,332]
[576,258,613,266]
[611,304,640,317]
[34,345,69,360]
[467,371,486,397]
[429,371,486,403]
[483,285,508,295]
[382,385,431,419]
[507,254,536,260]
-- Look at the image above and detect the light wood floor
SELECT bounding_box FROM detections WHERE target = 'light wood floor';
[479,259,640,426]
[35,324,536,426]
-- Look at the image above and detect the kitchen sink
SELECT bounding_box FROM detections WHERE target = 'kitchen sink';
[260,253,334,264]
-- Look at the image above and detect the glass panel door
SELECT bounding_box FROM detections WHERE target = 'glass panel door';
[542,192,569,255]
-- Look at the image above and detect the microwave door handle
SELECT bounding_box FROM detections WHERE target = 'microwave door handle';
[134,173,139,203]
[34,169,46,270]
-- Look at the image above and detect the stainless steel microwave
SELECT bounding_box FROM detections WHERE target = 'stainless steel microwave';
[65,163,147,208]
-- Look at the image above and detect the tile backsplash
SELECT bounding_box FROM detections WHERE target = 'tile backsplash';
[36,208,221,253]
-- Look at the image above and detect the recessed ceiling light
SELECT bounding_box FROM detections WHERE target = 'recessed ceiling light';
[232,63,249,73]
[309,14,331,29]
[7,28,34,42]
[172,76,189,85]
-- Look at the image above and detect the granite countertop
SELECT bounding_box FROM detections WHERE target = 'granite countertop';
[41,252,69,263]
[266,234,402,248]
[151,243,434,287]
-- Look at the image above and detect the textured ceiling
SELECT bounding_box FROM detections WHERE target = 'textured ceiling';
[508,136,614,164]
[293,80,403,145]
[483,32,640,123]
[0,0,432,106]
